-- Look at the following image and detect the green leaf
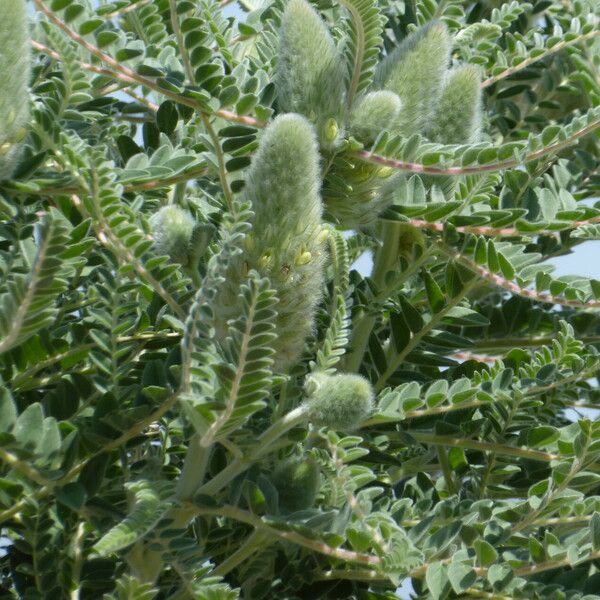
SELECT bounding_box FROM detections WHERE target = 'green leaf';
[426,561,449,600]
[474,539,498,566]
[13,403,44,451]
[0,387,16,432]
[422,269,446,312]
[527,426,560,448]
[447,562,476,594]
[94,480,172,556]
[591,512,600,551]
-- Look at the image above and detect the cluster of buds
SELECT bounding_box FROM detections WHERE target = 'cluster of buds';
[276,1,483,227]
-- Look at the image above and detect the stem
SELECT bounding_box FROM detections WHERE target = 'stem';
[481,30,600,88]
[200,113,234,212]
[436,447,457,495]
[175,433,212,502]
[472,335,600,351]
[213,530,271,576]
[353,116,600,176]
[375,282,475,392]
[344,222,400,372]
[193,504,381,566]
[197,405,308,497]
[444,244,600,309]
[169,0,195,85]
[69,522,86,600]
[405,432,558,462]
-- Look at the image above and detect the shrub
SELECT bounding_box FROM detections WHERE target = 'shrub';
[0,0,599,598]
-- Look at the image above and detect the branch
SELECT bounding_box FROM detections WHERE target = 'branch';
[353,117,600,175]
[404,214,600,238]
[33,0,264,127]
[193,504,382,567]
[406,431,558,462]
[447,247,600,309]
[482,30,600,88]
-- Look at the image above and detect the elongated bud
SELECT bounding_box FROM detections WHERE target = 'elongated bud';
[272,456,321,513]
[305,373,374,430]
[421,66,483,199]
[426,65,482,145]
[215,114,325,371]
[150,206,195,266]
[374,21,450,137]
[349,91,402,144]
[0,0,30,179]
[276,0,346,148]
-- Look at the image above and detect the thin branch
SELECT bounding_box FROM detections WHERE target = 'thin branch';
[193,504,382,566]
[354,117,600,175]
[482,30,600,88]
[104,0,152,19]
[406,431,559,462]
[404,214,600,238]
[0,448,52,486]
[33,0,264,127]
[446,247,600,309]
[1,164,209,197]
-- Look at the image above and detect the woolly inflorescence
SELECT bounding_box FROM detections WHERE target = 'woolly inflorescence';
[275,0,345,149]
[150,206,196,266]
[272,455,321,513]
[374,21,451,138]
[426,65,482,145]
[0,0,30,179]
[306,373,375,431]
[214,114,326,371]
[349,91,403,145]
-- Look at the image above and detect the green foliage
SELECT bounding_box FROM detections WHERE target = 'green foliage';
[0,0,599,598]
[0,211,75,354]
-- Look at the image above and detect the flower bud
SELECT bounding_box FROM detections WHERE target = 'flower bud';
[0,0,30,179]
[374,21,450,137]
[349,91,403,144]
[272,455,321,513]
[305,374,374,430]
[276,0,346,149]
[150,206,195,266]
[214,114,325,371]
[426,65,482,145]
